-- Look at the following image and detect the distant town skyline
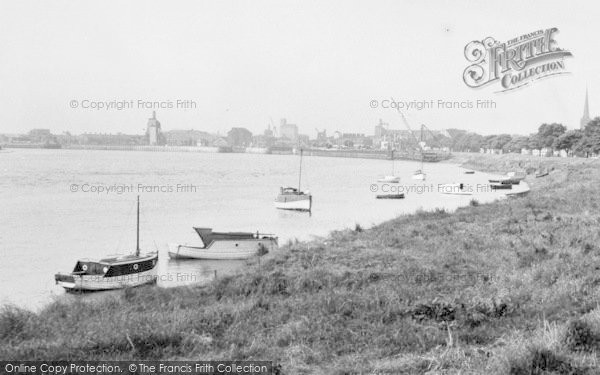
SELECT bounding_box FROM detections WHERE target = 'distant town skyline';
[0,0,597,136]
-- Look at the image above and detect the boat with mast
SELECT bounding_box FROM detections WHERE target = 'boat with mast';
[412,125,427,180]
[54,196,158,291]
[377,149,401,183]
[275,148,312,211]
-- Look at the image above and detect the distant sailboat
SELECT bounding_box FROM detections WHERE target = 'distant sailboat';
[412,125,427,180]
[55,196,158,291]
[275,149,312,211]
[378,149,401,183]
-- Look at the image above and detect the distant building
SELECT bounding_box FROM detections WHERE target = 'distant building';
[264,124,274,137]
[28,129,52,143]
[297,134,310,147]
[315,128,327,142]
[164,129,214,146]
[340,133,368,148]
[212,137,229,147]
[227,127,253,147]
[80,133,145,145]
[581,89,591,130]
[374,119,388,141]
[146,111,165,145]
[279,118,298,142]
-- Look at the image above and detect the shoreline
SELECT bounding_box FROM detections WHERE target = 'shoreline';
[2,144,451,162]
[2,154,599,373]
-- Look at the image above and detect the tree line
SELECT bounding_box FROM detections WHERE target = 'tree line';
[446,117,600,156]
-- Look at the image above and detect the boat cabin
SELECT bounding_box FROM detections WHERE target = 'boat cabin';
[70,254,157,277]
[279,187,306,195]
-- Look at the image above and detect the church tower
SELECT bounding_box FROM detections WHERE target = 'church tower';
[580,89,591,130]
[146,111,162,145]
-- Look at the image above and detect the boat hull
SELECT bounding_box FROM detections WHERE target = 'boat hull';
[168,238,278,260]
[490,183,512,190]
[274,195,312,211]
[377,176,400,183]
[55,268,157,291]
[412,173,426,180]
[55,253,159,291]
[376,193,405,199]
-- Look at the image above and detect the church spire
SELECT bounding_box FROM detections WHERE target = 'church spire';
[581,88,591,130]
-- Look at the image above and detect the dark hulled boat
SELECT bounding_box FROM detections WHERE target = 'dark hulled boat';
[55,196,158,291]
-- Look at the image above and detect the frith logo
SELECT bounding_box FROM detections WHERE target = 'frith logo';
[463,28,572,92]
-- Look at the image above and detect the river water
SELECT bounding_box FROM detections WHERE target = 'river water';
[0,148,522,309]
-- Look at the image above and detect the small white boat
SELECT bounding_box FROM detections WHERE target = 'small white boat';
[377,175,401,183]
[412,170,426,180]
[507,171,526,179]
[439,183,473,195]
[169,228,278,260]
[464,169,475,174]
[378,149,401,183]
[275,187,312,211]
[275,149,312,212]
[55,196,158,291]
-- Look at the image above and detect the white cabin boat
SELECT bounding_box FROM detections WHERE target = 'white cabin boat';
[169,227,278,260]
[378,149,401,183]
[412,170,426,180]
[377,175,401,183]
[275,187,312,211]
[275,149,312,212]
[55,196,158,292]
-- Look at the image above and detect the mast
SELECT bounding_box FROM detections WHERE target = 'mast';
[298,149,303,192]
[420,124,425,170]
[136,195,140,256]
[391,149,395,175]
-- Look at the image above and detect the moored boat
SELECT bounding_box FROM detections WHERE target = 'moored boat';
[490,182,513,190]
[377,175,401,183]
[464,169,475,174]
[488,177,520,185]
[275,149,312,212]
[55,196,158,291]
[275,187,312,211]
[169,227,278,260]
[507,171,527,180]
[376,193,405,199]
[55,253,158,291]
[378,149,401,183]
[412,170,426,180]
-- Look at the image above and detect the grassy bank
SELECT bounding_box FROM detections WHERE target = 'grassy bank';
[2,154,600,374]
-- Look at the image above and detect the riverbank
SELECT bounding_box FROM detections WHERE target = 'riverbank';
[1,143,450,162]
[2,154,600,374]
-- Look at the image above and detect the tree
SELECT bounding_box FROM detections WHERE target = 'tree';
[576,117,600,156]
[487,134,512,150]
[527,134,543,150]
[504,136,529,153]
[553,130,583,154]
[537,123,566,149]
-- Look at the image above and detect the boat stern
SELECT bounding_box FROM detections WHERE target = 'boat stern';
[54,273,77,289]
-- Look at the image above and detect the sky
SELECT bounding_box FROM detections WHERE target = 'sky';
[0,0,597,137]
